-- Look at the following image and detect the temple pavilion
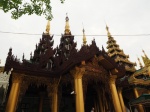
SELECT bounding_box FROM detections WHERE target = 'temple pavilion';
[0,15,150,112]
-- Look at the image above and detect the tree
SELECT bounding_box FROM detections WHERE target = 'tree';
[0,0,65,20]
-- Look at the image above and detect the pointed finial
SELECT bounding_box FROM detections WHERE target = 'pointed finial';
[30,52,32,59]
[102,45,105,51]
[22,53,24,61]
[64,13,71,35]
[106,25,111,37]
[137,57,143,68]
[82,24,87,45]
[45,20,50,34]
[142,49,148,58]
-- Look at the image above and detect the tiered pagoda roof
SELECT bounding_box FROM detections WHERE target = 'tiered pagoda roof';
[106,25,136,73]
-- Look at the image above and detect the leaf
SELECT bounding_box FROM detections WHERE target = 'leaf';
[0,0,65,20]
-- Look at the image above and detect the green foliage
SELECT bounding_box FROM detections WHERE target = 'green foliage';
[0,0,65,20]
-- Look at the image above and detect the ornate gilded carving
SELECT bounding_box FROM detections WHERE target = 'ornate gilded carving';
[128,66,150,86]
[47,78,61,96]
[12,73,24,83]
[70,66,85,79]
[109,75,117,85]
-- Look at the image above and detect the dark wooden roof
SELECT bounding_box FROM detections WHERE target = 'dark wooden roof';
[4,33,126,80]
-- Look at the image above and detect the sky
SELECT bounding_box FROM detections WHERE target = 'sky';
[0,0,150,69]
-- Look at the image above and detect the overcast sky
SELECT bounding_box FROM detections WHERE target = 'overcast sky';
[0,0,150,69]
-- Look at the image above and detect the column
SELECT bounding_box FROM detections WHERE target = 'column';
[97,89,104,112]
[109,75,122,112]
[118,87,126,112]
[133,88,144,112]
[39,92,44,112]
[5,74,23,112]
[52,85,58,112]
[70,66,85,112]
[47,78,60,112]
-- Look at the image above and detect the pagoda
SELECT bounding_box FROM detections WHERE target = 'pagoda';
[106,25,136,74]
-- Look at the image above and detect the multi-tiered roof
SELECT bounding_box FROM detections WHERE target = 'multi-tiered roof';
[4,16,126,82]
[106,25,136,73]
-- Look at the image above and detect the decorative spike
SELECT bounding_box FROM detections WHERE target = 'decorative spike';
[106,25,111,37]
[142,49,148,58]
[137,57,143,68]
[30,52,32,59]
[82,28,87,45]
[45,20,50,34]
[64,13,71,35]
[15,56,17,61]
[22,53,24,61]
[8,48,12,57]
[102,46,105,52]
[36,44,37,49]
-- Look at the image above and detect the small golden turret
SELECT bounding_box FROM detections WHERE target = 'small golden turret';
[45,20,50,34]
[82,28,87,45]
[64,13,71,35]
[137,57,143,68]
[106,25,111,37]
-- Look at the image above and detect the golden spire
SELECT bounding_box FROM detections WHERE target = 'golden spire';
[142,49,148,58]
[106,25,111,37]
[64,13,71,35]
[137,57,143,68]
[45,20,50,34]
[82,28,87,45]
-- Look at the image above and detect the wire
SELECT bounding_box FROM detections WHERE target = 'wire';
[1,30,150,36]
[0,31,41,35]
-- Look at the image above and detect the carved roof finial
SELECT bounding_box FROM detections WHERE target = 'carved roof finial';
[142,49,150,67]
[82,24,87,45]
[137,57,143,68]
[45,20,50,34]
[142,49,148,58]
[22,53,24,61]
[106,25,111,37]
[64,13,71,35]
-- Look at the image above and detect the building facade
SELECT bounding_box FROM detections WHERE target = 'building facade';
[0,16,150,112]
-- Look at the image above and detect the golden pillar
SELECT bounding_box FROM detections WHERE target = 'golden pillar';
[48,83,58,112]
[97,89,104,112]
[70,66,85,112]
[109,75,122,112]
[133,88,144,112]
[52,85,58,112]
[6,74,23,112]
[118,87,126,112]
[39,92,45,112]
[47,76,61,112]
